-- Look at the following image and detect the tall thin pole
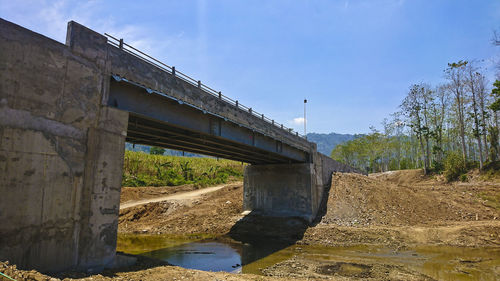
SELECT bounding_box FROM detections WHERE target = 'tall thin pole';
[304,99,307,138]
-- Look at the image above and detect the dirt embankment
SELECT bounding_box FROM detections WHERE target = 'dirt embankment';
[118,169,500,248]
[119,183,244,235]
[302,170,500,248]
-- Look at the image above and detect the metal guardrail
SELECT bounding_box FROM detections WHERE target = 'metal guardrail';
[104,33,305,139]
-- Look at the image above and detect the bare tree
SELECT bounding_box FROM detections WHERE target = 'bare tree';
[476,72,490,162]
[465,62,485,169]
[401,84,432,174]
[445,61,469,162]
[430,84,449,163]
[493,30,500,46]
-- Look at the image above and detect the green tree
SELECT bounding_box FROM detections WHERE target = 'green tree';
[150,146,166,155]
[490,80,500,112]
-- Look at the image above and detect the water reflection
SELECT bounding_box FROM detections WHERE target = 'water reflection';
[134,238,291,273]
[117,234,500,280]
[144,242,241,272]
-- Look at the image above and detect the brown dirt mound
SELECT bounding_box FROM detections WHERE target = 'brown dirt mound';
[320,172,498,227]
[118,184,243,235]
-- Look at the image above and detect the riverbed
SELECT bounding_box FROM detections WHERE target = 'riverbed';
[117,233,500,280]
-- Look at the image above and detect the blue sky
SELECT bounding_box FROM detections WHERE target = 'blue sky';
[1,0,499,134]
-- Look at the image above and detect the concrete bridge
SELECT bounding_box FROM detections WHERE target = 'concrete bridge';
[0,19,359,272]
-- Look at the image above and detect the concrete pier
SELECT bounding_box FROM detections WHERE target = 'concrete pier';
[243,153,360,221]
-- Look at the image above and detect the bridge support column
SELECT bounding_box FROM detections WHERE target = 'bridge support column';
[243,153,362,222]
[243,163,321,222]
[0,18,128,273]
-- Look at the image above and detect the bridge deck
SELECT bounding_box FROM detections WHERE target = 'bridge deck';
[104,34,316,164]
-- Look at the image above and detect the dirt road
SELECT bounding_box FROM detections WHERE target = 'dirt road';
[120,183,235,209]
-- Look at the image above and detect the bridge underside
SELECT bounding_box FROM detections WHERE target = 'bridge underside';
[127,113,294,164]
[109,79,309,164]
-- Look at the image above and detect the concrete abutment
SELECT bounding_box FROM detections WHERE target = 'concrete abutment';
[0,18,128,272]
[243,152,361,222]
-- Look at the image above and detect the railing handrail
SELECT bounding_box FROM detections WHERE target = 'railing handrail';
[104,33,306,139]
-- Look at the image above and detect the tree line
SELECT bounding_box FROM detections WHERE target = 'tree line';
[332,59,500,177]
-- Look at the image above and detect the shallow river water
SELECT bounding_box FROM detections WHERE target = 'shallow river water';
[117,234,500,280]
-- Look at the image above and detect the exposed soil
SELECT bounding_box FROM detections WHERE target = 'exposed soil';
[119,183,244,235]
[3,169,500,280]
[118,169,500,248]
[120,183,233,209]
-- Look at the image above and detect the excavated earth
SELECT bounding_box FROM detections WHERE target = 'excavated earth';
[2,170,499,280]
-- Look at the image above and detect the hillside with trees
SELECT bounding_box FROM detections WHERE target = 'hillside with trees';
[332,59,500,180]
[307,132,361,155]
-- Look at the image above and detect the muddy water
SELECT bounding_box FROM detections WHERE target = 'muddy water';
[117,234,500,280]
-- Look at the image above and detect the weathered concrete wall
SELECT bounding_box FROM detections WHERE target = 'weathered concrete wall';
[243,153,362,221]
[243,163,316,219]
[0,19,128,272]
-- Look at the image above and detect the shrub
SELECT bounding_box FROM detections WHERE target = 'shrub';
[150,146,166,155]
[431,160,444,173]
[460,174,468,182]
[444,151,466,182]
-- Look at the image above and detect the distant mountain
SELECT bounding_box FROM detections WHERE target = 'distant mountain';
[307,132,361,156]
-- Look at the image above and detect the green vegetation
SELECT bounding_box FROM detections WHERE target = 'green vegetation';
[149,146,166,155]
[443,152,466,182]
[122,150,244,187]
[331,57,500,181]
[306,132,361,155]
[477,192,500,211]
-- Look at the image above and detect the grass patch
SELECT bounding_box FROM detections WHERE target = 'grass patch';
[477,192,500,211]
[480,161,500,180]
[122,150,245,187]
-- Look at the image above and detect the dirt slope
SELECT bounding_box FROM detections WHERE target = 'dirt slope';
[320,171,498,226]
[118,169,500,247]
[120,183,233,209]
[119,183,244,235]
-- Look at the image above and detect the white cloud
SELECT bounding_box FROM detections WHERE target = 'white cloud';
[291,117,305,125]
